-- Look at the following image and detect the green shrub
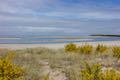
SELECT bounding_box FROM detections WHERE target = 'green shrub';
[112,46,120,59]
[96,44,108,53]
[78,44,93,54]
[0,51,24,80]
[64,43,77,53]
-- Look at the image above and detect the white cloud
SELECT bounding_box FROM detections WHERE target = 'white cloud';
[0,0,120,35]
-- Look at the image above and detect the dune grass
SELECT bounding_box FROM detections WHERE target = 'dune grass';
[0,43,120,80]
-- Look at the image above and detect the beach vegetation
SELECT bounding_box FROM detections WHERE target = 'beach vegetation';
[65,68,80,80]
[100,69,120,80]
[81,63,102,80]
[0,43,120,80]
[81,63,120,80]
[78,44,93,54]
[64,43,77,53]
[96,44,108,53]
[0,51,24,80]
[42,73,49,80]
[112,46,120,59]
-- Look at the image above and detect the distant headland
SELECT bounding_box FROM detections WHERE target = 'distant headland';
[90,34,120,37]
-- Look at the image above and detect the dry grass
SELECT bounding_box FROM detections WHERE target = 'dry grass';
[112,46,120,59]
[0,44,120,80]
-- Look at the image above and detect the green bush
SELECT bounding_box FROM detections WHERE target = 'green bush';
[78,44,93,54]
[112,46,120,59]
[96,44,108,53]
[0,51,24,80]
[64,43,77,53]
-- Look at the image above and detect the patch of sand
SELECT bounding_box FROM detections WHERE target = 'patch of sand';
[0,41,120,50]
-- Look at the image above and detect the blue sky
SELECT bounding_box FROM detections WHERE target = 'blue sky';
[0,0,120,36]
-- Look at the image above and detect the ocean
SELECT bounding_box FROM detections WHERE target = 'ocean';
[0,36,120,44]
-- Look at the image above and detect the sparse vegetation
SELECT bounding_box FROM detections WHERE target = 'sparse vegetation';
[81,63,102,80]
[0,43,120,80]
[0,51,24,80]
[96,44,108,53]
[112,46,120,59]
[65,43,93,54]
[78,44,93,54]
[101,69,120,80]
[64,43,77,53]
[81,63,120,80]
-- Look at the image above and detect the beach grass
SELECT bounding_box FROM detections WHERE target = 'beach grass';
[0,43,120,80]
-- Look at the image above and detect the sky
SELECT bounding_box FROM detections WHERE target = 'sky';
[0,0,120,36]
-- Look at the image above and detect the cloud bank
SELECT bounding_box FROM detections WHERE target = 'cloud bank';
[0,0,120,36]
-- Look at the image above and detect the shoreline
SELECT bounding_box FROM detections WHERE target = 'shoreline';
[0,41,120,50]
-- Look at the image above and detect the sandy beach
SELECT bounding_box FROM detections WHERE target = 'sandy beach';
[0,41,120,50]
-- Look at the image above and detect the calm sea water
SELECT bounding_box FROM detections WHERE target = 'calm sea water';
[0,36,120,44]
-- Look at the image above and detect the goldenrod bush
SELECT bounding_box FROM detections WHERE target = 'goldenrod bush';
[81,63,102,80]
[112,46,120,59]
[96,44,108,53]
[100,69,120,80]
[78,44,93,54]
[81,63,120,80]
[0,51,24,80]
[64,43,77,53]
